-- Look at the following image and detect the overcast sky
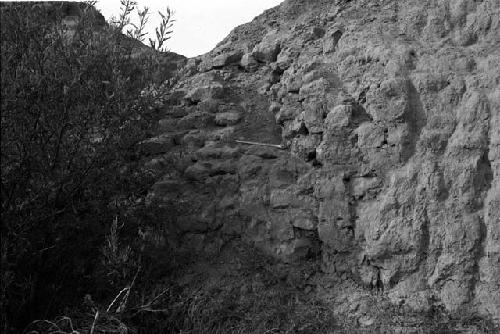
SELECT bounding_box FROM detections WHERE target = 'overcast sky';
[95,0,283,57]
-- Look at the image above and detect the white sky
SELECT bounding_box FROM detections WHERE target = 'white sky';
[94,0,284,57]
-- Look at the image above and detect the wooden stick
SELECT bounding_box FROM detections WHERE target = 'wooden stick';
[90,310,99,334]
[235,140,284,149]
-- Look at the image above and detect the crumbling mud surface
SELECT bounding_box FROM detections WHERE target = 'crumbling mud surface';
[142,0,499,328]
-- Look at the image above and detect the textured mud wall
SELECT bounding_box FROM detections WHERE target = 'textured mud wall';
[143,0,500,323]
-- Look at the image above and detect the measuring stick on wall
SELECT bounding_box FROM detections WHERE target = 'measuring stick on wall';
[235,140,284,149]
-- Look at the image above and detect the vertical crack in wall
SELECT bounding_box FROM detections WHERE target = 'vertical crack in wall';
[401,80,427,163]
[470,137,494,301]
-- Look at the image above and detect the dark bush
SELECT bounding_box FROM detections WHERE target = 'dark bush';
[0,2,175,332]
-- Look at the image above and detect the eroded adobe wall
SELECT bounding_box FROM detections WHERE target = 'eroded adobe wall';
[142,0,499,323]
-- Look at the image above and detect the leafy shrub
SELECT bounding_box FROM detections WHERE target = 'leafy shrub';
[0,2,176,332]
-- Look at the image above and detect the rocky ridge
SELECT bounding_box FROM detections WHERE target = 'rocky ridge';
[143,0,499,325]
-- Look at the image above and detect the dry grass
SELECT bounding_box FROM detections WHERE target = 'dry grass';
[22,242,500,334]
[127,244,337,334]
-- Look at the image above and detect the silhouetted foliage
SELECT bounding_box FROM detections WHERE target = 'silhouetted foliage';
[0,2,176,332]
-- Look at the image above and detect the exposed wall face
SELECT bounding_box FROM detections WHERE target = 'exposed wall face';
[144,0,500,323]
